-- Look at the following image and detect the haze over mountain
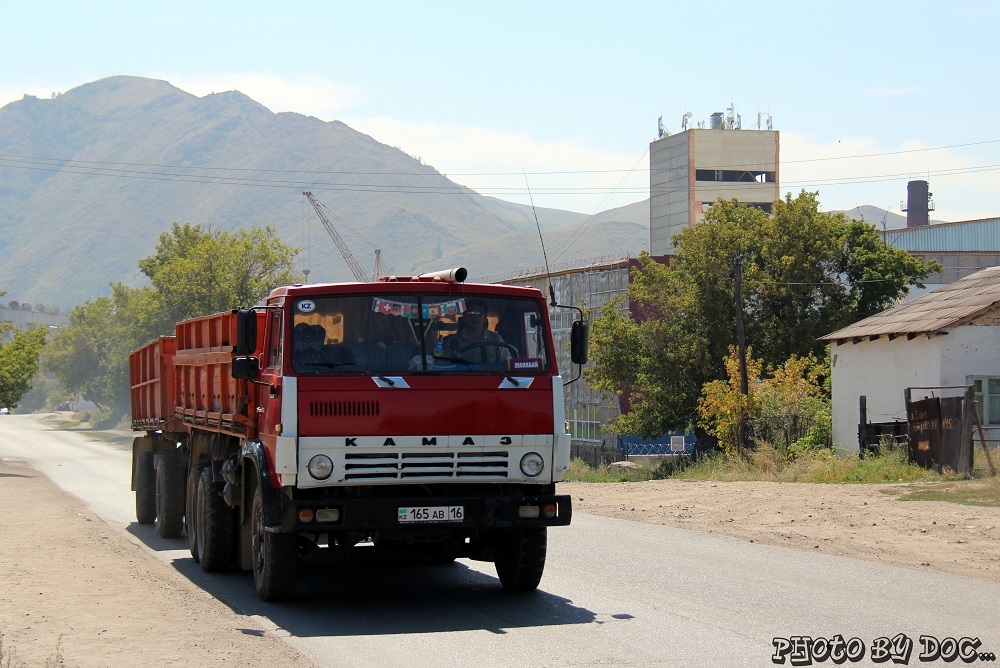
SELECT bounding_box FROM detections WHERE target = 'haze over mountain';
[0,76,647,309]
[0,76,923,311]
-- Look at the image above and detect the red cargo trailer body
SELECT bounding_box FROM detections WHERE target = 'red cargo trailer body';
[129,269,584,600]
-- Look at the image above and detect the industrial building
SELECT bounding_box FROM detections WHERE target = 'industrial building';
[650,108,779,255]
[502,258,634,454]
[0,300,66,341]
[502,109,782,457]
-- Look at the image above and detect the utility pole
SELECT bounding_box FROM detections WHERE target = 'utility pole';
[734,256,749,453]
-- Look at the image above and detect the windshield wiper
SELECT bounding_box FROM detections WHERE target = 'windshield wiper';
[299,360,396,385]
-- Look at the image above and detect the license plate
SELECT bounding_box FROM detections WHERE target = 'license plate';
[398,506,464,523]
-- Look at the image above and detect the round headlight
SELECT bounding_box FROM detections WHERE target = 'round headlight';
[307,454,334,480]
[519,452,544,477]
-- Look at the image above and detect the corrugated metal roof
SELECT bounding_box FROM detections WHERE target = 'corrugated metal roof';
[821,265,1000,341]
[879,217,1000,252]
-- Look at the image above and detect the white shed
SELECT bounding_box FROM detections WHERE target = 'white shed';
[821,266,1000,454]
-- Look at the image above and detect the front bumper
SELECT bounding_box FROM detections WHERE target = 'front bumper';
[276,493,572,533]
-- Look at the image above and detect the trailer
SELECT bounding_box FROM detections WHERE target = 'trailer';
[129,268,587,600]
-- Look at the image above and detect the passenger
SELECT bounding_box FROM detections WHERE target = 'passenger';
[443,299,511,365]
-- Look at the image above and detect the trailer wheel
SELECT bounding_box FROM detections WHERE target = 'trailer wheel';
[135,451,156,525]
[186,463,205,560]
[154,451,185,539]
[197,466,236,571]
[251,483,297,601]
[493,527,547,592]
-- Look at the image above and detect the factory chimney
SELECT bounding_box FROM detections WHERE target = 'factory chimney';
[902,180,934,227]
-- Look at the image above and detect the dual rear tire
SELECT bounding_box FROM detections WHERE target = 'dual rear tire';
[134,451,156,525]
[154,451,185,538]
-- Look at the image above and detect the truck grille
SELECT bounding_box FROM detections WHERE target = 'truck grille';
[310,400,379,417]
[343,451,509,480]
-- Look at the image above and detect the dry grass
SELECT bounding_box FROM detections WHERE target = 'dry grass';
[564,442,999,495]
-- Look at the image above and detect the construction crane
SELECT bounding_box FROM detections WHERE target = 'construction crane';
[302,191,382,282]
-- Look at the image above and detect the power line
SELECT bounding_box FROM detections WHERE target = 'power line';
[1,145,999,199]
[1,137,997,175]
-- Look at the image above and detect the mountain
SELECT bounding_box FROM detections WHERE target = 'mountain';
[0,76,650,308]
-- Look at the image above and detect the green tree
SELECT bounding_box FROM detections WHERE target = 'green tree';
[585,255,714,437]
[586,192,938,440]
[44,291,132,411]
[139,223,300,333]
[0,323,48,410]
[698,348,829,456]
[44,224,299,417]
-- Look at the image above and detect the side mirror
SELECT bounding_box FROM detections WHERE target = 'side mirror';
[570,320,589,365]
[234,309,257,355]
[232,356,260,380]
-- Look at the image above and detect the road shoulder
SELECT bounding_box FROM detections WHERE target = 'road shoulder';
[0,458,317,668]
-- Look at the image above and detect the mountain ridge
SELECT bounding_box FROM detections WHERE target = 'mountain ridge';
[1,76,915,309]
[4,76,644,307]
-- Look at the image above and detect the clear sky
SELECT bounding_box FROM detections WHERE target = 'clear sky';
[2,1,997,223]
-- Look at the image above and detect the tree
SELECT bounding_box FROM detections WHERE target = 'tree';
[44,224,300,417]
[585,255,715,437]
[0,323,48,410]
[44,291,133,412]
[139,223,300,334]
[586,191,939,440]
[698,348,828,456]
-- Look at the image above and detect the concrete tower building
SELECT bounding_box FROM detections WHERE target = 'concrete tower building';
[650,110,780,255]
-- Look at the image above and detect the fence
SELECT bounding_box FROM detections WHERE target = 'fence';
[746,415,825,451]
[570,441,624,468]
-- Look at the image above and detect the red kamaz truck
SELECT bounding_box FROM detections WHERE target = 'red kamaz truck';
[129,268,587,600]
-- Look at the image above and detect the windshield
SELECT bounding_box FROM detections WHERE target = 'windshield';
[290,292,550,375]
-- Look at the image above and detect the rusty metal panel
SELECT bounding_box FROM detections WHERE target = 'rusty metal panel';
[907,397,941,469]
[939,396,968,473]
[905,394,974,473]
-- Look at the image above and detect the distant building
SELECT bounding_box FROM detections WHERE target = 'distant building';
[650,114,779,255]
[499,258,634,448]
[822,267,1000,453]
[0,299,67,341]
[496,110,780,456]
[880,216,1000,300]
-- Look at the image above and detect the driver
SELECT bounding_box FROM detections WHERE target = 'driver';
[443,298,511,365]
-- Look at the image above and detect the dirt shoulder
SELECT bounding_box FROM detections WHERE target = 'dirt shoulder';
[0,458,317,668]
[561,478,1000,583]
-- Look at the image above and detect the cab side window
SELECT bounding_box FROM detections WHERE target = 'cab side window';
[267,310,282,370]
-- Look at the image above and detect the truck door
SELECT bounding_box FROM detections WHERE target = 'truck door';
[257,309,284,475]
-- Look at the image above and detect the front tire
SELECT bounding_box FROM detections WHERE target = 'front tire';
[135,451,156,525]
[250,482,298,601]
[493,528,547,591]
[154,450,185,539]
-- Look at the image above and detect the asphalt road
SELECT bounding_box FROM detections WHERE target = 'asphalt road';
[2,413,998,667]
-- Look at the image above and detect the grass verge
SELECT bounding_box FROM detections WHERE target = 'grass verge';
[563,443,999,504]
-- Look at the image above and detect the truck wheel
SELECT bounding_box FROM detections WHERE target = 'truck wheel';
[135,451,156,525]
[493,527,547,592]
[251,483,298,601]
[186,463,205,560]
[154,451,185,539]
[197,467,236,571]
